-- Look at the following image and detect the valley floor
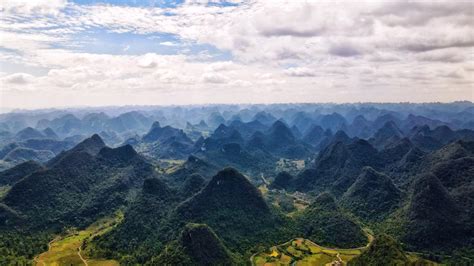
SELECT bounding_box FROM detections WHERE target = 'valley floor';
[34,213,122,266]
[251,230,435,266]
[251,228,372,266]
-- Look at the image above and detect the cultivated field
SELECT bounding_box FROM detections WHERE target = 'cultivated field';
[34,212,123,266]
[252,238,364,266]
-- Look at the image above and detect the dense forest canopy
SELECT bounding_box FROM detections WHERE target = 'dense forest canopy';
[0,102,473,265]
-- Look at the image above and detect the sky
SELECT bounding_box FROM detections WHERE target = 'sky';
[0,0,473,109]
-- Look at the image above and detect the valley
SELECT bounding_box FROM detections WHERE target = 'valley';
[0,102,473,265]
[252,228,374,266]
[34,212,123,266]
[252,232,437,266]
[1,0,473,263]
[252,237,367,266]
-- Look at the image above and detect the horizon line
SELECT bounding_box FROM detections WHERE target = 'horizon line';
[2,100,473,113]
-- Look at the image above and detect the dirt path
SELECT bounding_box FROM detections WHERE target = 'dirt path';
[78,245,89,266]
[325,253,344,266]
[33,256,46,266]
[250,229,374,265]
[34,236,60,266]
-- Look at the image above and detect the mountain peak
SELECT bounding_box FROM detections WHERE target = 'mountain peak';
[71,134,106,155]
[15,127,45,140]
[90,133,103,141]
[271,119,287,128]
[253,111,276,125]
[181,167,269,215]
[381,137,415,164]
[42,127,59,139]
[98,144,139,164]
[143,124,189,143]
[370,121,404,149]
[211,124,234,139]
[409,173,457,218]
[298,191,367,248]
[158,223,235,265]
[303,124,326,146]
[320,112,347,131]
[401,172,464,250]
[151,121,161,129]
[210,167,250,186]
[179,223,234,265]
[333,130,350,140]
[377,121,403,137]
[352,114,368,123]
[341,167,400,219]
[267,120,295,145]
[174,167,275,251]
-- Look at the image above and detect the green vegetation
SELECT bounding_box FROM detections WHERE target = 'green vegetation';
[89,168,296,264]
[253,234,438,266]
[275,159,305,176]
[252,237,366,266]
[2,136,156,230]
[349,234,437,266]
[1,109,473,266]
[295,192,367,248]
[171,168,293,255]
[340,167,401,221]
[35,211,123,266]
[89,178,176,264]
[0,231,50,265]
[269,171,294,190]
[154,223,241,265]
[0,160,43,186]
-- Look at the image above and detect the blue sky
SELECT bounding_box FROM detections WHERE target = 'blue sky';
[0,0,472,109]
[58,0,236,59]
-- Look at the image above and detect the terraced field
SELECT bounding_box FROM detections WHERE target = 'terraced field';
[34,212,123,266]
[252,238,365,266]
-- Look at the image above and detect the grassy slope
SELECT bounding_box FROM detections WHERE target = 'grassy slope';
[252,237,366,266]
[252,231,437,266]
[34,212,123,266]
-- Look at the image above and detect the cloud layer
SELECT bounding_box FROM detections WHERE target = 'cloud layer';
[0,0,472,108]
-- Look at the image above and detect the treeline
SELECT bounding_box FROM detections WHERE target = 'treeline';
[0,231,50,265]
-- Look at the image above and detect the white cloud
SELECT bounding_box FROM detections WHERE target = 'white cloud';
[0,0,473,108]
[137,54,158,68]
[205,61,235,72]
[201,72,230,83]
[0,30,68,53]
[0,73,35,84]
[159,41,178,46]
[0,0,67,15]
[284,67,316,77]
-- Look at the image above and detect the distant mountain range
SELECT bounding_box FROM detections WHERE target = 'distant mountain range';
[0,102,473,265]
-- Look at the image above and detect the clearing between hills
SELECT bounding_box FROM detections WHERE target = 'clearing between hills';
[34,212,123,266]
[251,229,374,266]
[252,230,438,266]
